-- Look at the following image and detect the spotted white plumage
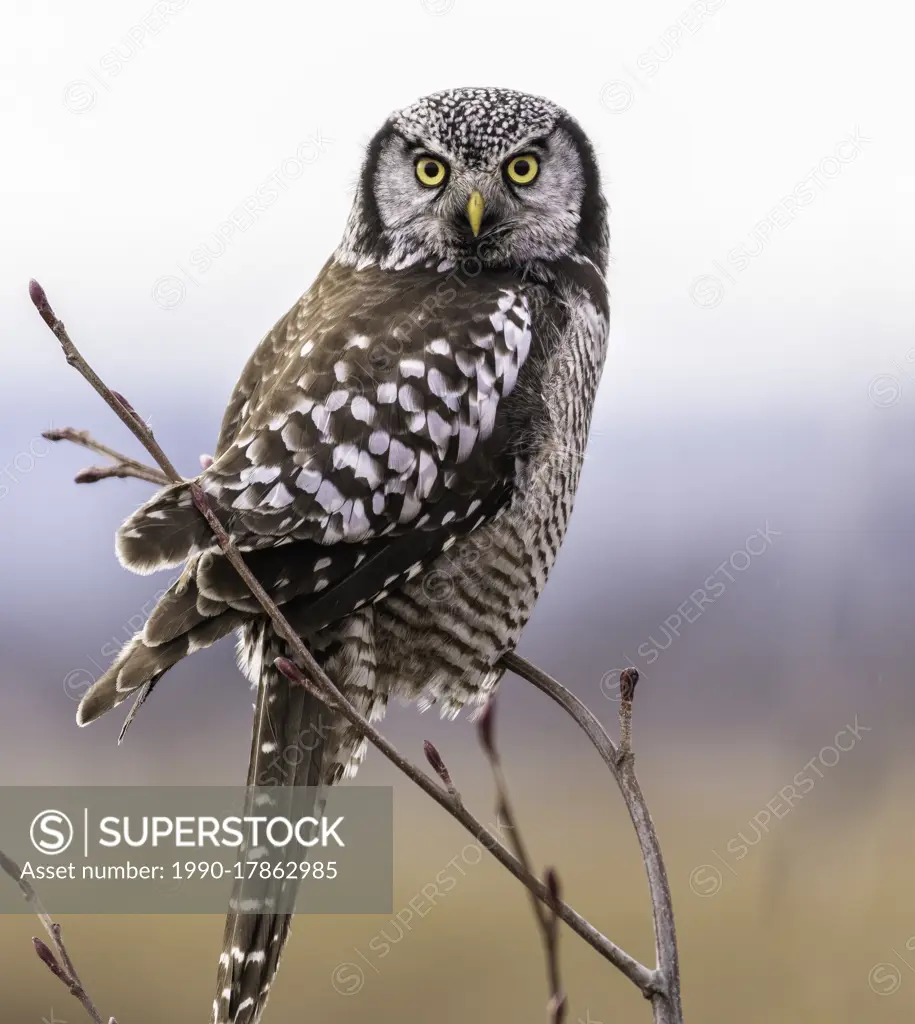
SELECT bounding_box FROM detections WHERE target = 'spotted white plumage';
[117,272,531,592]
[75,86,610,1024]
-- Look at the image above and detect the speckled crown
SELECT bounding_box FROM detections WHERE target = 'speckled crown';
[392,87,564,167]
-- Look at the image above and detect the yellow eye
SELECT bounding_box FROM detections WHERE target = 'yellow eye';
[505,153,539,185]
[415,157,448,187]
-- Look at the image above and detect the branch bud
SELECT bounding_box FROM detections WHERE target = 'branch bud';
[423,740,458,798]
[477,698,497,759]
[32,938,68,984]
[619,667,639,704]
[28,279,49,314]
[75,467,109,484]
[275,657,306,686]
[111,391,140,422]
[545,866,561,908]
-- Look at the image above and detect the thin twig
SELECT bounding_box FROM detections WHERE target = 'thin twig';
[43,427,171,486]
[478,699,545,925]
[543,869,566,1024]
[31,281,181,481]
[74,462,168,486]
[31,281,681,1020]
[478,698,566,1023]
[502,653,682,1024]
[273,658,650,990]
[0,850,118,1024]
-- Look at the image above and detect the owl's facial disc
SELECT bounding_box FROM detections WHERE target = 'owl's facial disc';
[371,129,587,265]
[337,88,608,271]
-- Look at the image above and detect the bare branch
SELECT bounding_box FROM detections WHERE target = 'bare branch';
[0,849,117,1024]
[273,657,650,989]
[43,427,170,487]
[73,462,169,486]
[544,869,567,1024]
[30,281,681,1020]
[478,697,567,1022]
[31,280,181,481]
[501,652,682,1024]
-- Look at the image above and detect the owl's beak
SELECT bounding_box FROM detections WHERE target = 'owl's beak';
[466,191,485,237]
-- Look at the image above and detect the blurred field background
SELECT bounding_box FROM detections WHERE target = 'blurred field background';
[2,406,914,1022]
[2,746,915,1023]
[2,0,913,1020]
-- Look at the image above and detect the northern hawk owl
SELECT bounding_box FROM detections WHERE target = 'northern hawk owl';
[77,86,610,1024]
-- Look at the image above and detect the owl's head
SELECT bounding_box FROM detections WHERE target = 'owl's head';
[337,87,607,272]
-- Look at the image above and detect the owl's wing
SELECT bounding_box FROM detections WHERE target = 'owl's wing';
[210,260,345,459]
[212,306,297,460]
[117,261,537,633]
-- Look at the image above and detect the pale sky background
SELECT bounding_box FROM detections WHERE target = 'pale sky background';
[1,0,911,419]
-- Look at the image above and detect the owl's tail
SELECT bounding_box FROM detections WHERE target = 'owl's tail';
[75,592,245,729]
[80,485,372,1024]
[75,552,303,730]
[211,627,338,1024]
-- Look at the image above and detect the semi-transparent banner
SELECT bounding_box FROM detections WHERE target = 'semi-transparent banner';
[0,786,392,914]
